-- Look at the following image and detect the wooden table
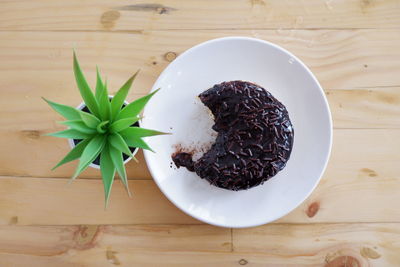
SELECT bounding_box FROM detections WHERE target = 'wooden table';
[1,0,400,266]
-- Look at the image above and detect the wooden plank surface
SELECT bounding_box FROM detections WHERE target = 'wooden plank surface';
[233,223,400,265]
[0,223,399,266]
[0,30,399,91]
[0,178,198,225]
[0,29,400,179]
[0,224,231,254]
[1,0,400,266]
[326,88,400,129]
[1,89,399,179]
[1,0,400,31]
[0,129,399,225]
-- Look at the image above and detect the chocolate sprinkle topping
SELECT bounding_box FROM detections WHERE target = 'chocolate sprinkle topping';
[172,81,294,190]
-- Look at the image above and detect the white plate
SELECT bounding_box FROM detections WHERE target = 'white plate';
[142,37,332,228]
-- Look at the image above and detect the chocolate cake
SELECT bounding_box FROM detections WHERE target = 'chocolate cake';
[172,81,294,190]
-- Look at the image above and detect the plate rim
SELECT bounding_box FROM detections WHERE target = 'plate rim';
[143,36,333,228]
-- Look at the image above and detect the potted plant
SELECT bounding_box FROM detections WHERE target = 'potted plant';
[44,52,166,207]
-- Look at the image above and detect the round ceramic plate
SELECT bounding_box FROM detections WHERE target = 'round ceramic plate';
[142,37,332,228]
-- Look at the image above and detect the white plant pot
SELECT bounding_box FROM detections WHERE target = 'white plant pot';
[68,98,139,169]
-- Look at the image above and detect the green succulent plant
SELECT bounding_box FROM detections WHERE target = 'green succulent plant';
[44,52,165,207]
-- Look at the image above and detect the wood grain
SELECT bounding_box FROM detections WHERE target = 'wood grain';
[0,178,198,225]
[0,129,399,225]
[1,30,399,91]
[0,0,399,31]
[233,223,400,265]
[1,1,400,264]
[0,29,400,178]
[0,93,400,179]
[326,87,400,129]
[0,224,231,255]
[279,129,400,223]
[0,223,399,266]
[1,88,399,179]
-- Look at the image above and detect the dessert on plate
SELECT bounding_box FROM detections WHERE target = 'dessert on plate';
[172,80,294,191]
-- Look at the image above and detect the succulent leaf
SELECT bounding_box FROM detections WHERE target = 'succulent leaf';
[109,145,131,196]
[115,89,159,121]
[95,69,111,121]
[59,120,97,134]
[120,133,154,152]
[71,134,106,181]
[43,98,81,120]
[79,110,101,128]
[52,138,92,170]
[96,121,109,134]
[120,127,168,138]
[46,129,92,139]
[95,66,104,101]
[100,144,116,208]
[109,116,140,133]
[109,133,133,157]
[73,51,100,118]
[110,70,139,121]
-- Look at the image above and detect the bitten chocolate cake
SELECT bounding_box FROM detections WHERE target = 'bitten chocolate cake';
[172,81,294,190]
